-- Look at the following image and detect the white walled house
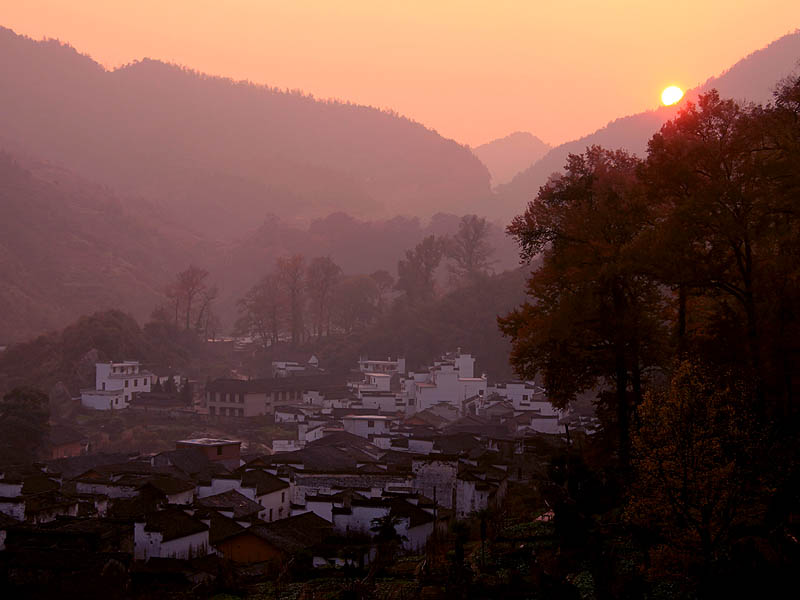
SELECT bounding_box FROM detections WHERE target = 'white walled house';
[486,381,559,415]
[342,415,392,439]
[241,470,292,522]
[134,510,209,560]
[197,475,251,500]
[81,361,153,410]
[272,353,319,377]
[350,372,393,397]
[205,376,338,418]
[411,457,458,509]
[456,474,495,519]
[0,481,23,498]
[197,471,291,522]
[0,498,25,521]
[330,498,435,552]
[358,357,406,376]
[403,352,487,415]
[361,392,406,413]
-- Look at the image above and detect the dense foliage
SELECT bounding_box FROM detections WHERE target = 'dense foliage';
[500,81,800,596]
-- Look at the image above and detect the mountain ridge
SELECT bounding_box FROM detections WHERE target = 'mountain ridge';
[473,132,551,186]
[0,26,492,239]
[494,29,800,220]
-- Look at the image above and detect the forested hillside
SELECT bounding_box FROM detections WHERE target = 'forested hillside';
[0,27,492,239]
[0,153,194,341]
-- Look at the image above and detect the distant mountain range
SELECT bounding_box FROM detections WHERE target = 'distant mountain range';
[494,30,800,220]
[0,26,492,240]
[473,132,551,186]
[1,25,799,343]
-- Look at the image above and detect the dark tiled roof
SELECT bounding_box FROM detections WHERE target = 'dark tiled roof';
[140,476,196,496]
[241,469,289,496]
[240,512,331,553]
[154,448,211,477]
[45,453,134,480]
[21,475,60,496]
[197,489,263,519]
[143,509,208,542]
[432,432,482,454]
[206,511,245,545]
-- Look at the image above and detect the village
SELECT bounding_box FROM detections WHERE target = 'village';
[0,348,597,596]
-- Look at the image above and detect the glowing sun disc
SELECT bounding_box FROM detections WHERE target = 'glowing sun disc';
[662,86,684,106]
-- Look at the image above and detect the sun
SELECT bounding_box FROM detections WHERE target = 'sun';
[661,85,684,106]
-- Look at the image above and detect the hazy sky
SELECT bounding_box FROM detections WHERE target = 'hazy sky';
[4,1,799,146]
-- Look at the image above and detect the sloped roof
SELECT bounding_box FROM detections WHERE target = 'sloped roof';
[143,509,208,542]
[403,410,448,428]
[433,432,483,454]
[239,512,332,554]
[241,469,289,496]
[154,447,211,476]
[140,475,196,496]
[45,453,134,480]
[197,489,263,519]
[205,511,245,545]
[21,475,60,495]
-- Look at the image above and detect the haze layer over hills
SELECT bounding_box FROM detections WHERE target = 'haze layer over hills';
[0,152,193,342]
[494,30,800,220]
[0,27,491,239]
[473,132,551,186]
[1,25,799,343]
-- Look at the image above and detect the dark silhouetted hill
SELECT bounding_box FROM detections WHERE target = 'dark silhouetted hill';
[0,27,492,239]
[494,30,800,221]
[473,132,551,185]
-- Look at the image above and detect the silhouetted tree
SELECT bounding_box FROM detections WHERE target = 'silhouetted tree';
[628,361,765,590]
[644,89,800,417]
[396,235,446,303]
[500,147,666,470]
[168,265,210,331]
[332,275,379,333]
[235,273,283,349]
[446,214,495,283]
[370,269,395,313]
[0,387,49,463]
[277,255,306,345]
[306,256,342,338]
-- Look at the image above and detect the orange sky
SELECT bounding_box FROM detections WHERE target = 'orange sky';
[4,1,799,146]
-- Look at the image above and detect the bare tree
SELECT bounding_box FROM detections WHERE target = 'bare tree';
[396,235,446,303]
[446,215,495,282]
[306,256,342,338]
[164,282,182,327]
[235,273,283,349]
[276,255,306,346]
[332,275,379,333]
[370,269,395,313]
[194,285,219,338]
[174,265,210,330]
